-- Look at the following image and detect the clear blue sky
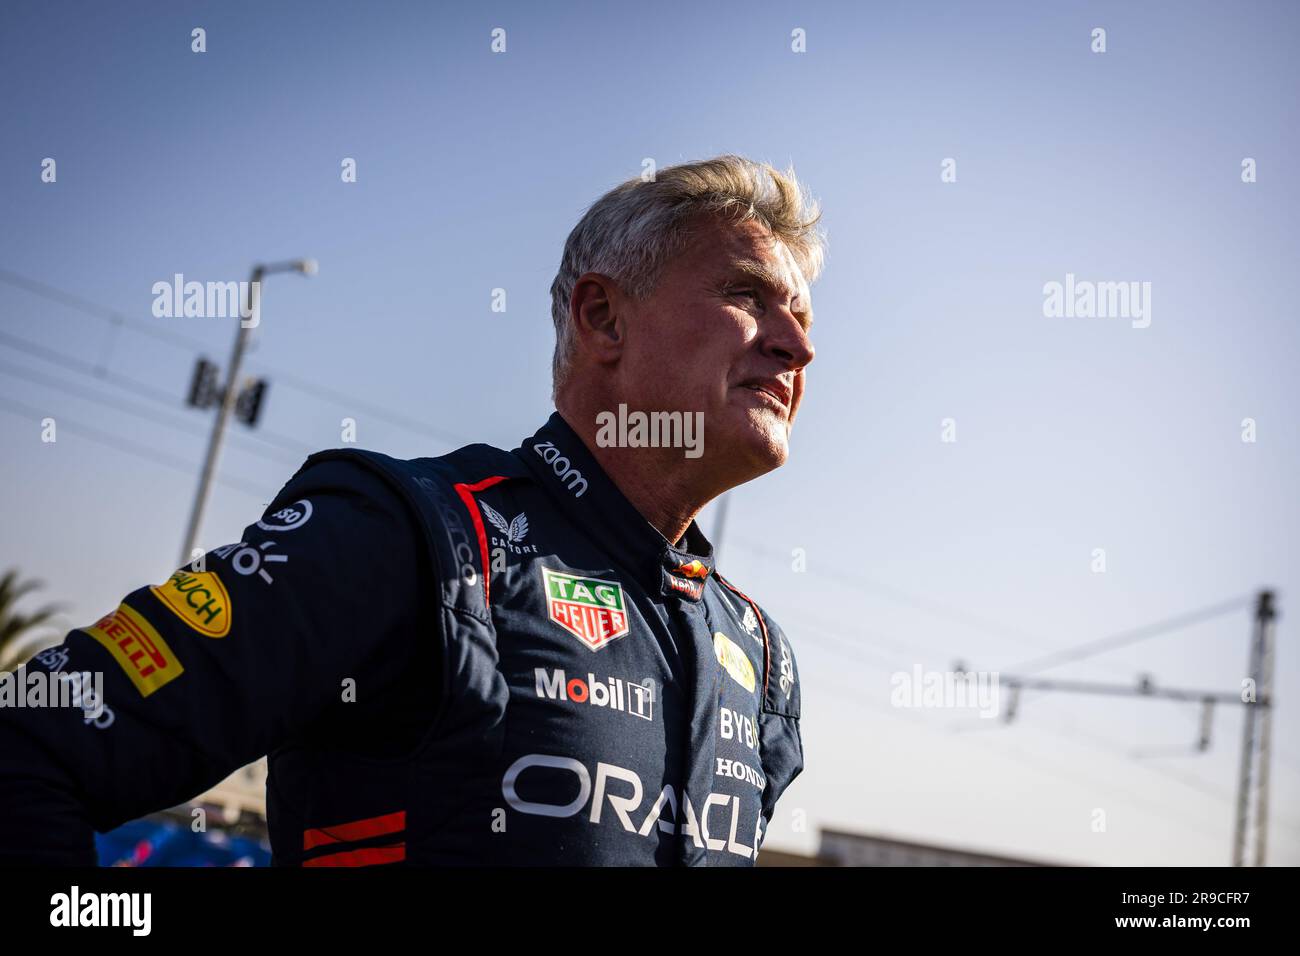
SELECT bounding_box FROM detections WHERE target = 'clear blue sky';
[2,0,1297,865]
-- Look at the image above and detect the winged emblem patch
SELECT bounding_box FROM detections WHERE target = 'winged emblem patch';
[479,500,530,544]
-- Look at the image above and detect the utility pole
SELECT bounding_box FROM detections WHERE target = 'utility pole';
[1233,590,1277,867]
[712,492,730,562]
[988,590,1277,866]
[1252,592,1278,866]
[179,259,315,568]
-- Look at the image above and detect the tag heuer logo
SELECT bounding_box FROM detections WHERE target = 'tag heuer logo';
[542,567,630,651]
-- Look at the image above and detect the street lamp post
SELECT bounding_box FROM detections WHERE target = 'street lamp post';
[178,259,315,568]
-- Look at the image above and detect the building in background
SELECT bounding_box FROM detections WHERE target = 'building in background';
[759,828,1069,867]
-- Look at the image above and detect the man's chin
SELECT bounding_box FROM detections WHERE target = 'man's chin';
[728,414,791,474]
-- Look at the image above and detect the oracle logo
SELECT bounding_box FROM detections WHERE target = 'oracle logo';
[500,753,763,860]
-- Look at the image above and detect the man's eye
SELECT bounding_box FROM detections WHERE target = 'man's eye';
[729,287,761,302]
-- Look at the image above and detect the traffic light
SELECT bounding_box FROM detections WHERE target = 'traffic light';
[234,378,268,427]
[186,358,221,409]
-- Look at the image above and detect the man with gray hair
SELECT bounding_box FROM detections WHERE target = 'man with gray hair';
[0,155,823,866]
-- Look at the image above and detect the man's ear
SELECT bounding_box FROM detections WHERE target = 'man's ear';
[570,272,626,365]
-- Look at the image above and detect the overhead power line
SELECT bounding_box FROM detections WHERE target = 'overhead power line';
[0,329,314,460]
[810,672,1242,852]
[0,361,304,468]
[0,267,475,450]
[727,533,1049,656]
[0,395,268,497]
[1004,595,1257,675]
[751,597,1300,847]
[0,266,209,354]
[245,361,473,448]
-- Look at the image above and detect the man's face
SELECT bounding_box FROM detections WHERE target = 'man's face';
[618,216,815,476]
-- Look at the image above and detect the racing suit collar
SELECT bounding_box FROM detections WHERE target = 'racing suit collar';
[516,412,716,601]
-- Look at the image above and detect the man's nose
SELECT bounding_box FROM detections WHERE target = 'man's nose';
[762,309,815,371]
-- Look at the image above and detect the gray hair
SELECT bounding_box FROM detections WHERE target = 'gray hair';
[549,155,826,395]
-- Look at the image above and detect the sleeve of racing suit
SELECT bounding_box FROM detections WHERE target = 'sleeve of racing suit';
[0,456,428,864]
[756,612,804,852]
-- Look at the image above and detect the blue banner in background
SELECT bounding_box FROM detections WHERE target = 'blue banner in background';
[96,818,270,867]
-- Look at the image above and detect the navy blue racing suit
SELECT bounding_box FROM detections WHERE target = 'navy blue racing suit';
[0,413,804,865]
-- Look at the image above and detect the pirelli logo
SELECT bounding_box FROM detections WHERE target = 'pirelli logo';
[83,603,184,697]
[150,570,231,638]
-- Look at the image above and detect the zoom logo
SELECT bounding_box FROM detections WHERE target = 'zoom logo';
[532,441,588,497]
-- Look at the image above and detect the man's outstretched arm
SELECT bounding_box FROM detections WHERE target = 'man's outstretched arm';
[0,457,426,864]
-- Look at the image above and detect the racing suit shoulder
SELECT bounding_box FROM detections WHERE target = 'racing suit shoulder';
[754,606,805,846]
[712,572,801,720]
[755,605,801,721]
[260,442,537,863]
[713,571,805,841]
[299,443,533,621]
[0,453,429,862]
